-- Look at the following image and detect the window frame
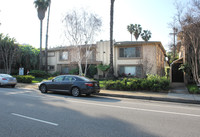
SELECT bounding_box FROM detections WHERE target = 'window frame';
[59,51,69,61]
[118,46,142,59]
[118,65,143,77]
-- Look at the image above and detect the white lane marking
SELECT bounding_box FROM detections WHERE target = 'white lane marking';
[11,113,58,126]
[67,100,200,118]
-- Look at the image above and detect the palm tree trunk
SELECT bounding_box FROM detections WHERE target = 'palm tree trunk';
[107,0,115,78]
[39,20,43,70]
[45,1,51,72]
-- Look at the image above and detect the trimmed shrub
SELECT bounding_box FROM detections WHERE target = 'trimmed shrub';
[15,75,35,83]
[29,70,49,78]
[51,71,60,77]
[103,75,170,92]
[69,68,79,75]
[48,77,55,80]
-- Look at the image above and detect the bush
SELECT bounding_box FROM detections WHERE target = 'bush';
[15,75,35,83]
[69,68,79,75]
[51,71,60,77]
[29,70,49,78]
[48,77,55,80]
[103,75,170,92]
[87,65,97,78]
[187,84,200,94]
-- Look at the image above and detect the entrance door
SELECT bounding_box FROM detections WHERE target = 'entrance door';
[172,63,184,82]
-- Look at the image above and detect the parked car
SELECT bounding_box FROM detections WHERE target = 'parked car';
[39,75,100,97]
[0,74,17,88]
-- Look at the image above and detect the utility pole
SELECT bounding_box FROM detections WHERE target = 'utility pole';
[169,27,178,59]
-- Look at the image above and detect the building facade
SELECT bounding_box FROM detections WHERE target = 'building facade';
[96,41,166,77]
[45,41,166,78]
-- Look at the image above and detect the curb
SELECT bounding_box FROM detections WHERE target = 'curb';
[96,93,200,105]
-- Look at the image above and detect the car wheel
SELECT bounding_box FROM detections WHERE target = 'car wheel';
[71,87,80,97]
[40,85,47,93]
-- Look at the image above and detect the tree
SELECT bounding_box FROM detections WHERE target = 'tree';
[16,45,40,72]
[34,0,50,70]
[133,24,142,41]
[62,9,102,76]
[174,0,200,84]
[97,64,110,77]
[45,0,51,72]
[127,24,134,41]
[141,30,152,42]
[107,0,115,78]
[0,34,18,74]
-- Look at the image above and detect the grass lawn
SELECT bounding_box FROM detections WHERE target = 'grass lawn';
[99,81,105,88]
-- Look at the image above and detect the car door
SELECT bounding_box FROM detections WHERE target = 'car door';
[48,75,65,91]
[59,76,74,92]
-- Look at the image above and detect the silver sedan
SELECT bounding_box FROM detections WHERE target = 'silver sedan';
[0,74,17,88]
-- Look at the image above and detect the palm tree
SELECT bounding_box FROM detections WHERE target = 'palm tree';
[127,24,134,41]
[34,0,50,70]
[141,30,152,42]
[107,0,115,78]
[133,24,142,41]
[45,0,51,72]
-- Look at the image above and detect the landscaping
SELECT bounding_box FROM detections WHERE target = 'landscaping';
[100,75,170,92]
[187,84,200,94]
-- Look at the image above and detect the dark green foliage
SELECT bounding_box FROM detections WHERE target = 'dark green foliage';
[141,30,151,41]
[14,75,35,83]
[187,84,200,94]
[51,71,60,77]
[16,45,40,71]
[29,70,49,78]
[87,65,97,78]
[69,68,79,75]
[103,75,170,92]
[48,77,55,80]
[97,64,110,71]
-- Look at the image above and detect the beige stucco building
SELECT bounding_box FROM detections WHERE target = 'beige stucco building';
[45,41,166,78]
[96,41,166,77]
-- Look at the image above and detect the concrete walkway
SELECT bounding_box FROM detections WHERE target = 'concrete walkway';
[16,83,200,104]
[97,82,200,104]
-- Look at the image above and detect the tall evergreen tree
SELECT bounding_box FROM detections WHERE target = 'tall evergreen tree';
[133,24,142,41]
[107,0,115,78]
[34,0,50,70]
[141,30,152,42]
[127,24,135,41]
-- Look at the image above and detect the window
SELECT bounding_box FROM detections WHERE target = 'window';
[60,51,68,61]
[64,76,76,82]
[119,47,141,58]
[48,65,55,71]
[54,76,65,82]
[119,65,142,77]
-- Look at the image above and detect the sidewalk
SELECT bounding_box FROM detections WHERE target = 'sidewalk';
[97,90,200,104]
[16,83,200,104]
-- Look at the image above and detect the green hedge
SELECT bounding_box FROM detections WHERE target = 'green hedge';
[15,75,35,83]
[28,70,50,78]
[187,84,200,94]
[103,75,170,92]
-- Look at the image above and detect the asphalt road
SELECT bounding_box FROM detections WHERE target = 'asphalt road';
[1,87,200,137]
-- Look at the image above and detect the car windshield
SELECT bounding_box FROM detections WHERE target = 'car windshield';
[0,74,12,77]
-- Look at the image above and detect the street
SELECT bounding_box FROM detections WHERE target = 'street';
[0,87,200,137]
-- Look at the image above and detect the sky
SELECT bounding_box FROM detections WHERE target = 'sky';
[0,0,188,51]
